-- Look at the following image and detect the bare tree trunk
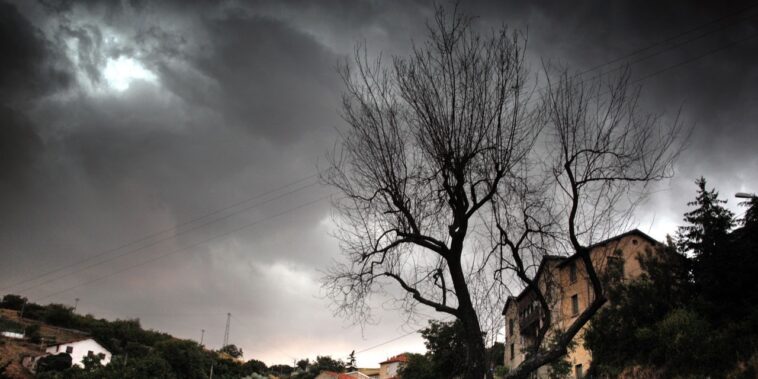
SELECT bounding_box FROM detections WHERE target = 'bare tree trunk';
[448,256,487,379]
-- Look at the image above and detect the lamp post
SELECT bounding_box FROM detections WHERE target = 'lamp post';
[735,192,757,199]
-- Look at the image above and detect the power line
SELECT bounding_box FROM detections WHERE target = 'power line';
[30,193,333,302]
[355,328,421,354]
[630,30,758,85]
[583,12,757,84]
[9,180,321,296]
[573,3,758,78]
[0,173,318,292]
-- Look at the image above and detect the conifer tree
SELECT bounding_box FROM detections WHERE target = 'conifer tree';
[676,177,735,257]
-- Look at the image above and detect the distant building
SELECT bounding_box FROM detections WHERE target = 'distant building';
[315,371,354,379]
[355,367,380,378]
[379,354,408,379]
[316,370,376,379]
[45,337,112,367]
[502,229,661,378]
[1,331,24,339]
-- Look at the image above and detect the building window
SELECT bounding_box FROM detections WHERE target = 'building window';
[88,350,94,356]
[607,249,625,282]
[65,346,73,354]
[571,294,579,316]
[508,319,514,337]
[575,364,584,379]
[569,262,577,283]
[510,343,515,360]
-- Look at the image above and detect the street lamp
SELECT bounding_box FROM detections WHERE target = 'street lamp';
[735,192,757,199]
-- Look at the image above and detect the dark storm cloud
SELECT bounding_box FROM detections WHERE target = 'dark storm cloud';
[182,14,341,143]
[0,0,71,198]
[0,106,42,184]
[0,0,71,102]
[464,0,758,228]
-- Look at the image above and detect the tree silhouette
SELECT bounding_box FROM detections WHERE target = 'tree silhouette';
[324,5,685,378]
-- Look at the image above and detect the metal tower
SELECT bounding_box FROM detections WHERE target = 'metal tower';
[223,313,231,346]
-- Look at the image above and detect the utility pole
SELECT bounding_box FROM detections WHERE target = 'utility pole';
[200,329,205,346]
[74,298,80,312]
[19,298,27,319]
[223,313,231,347]
[209,362,214,379]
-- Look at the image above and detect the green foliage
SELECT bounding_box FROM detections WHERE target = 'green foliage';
[116,355,175,379]
[487,342,504,368]
[676,177,735,256]
[0,294,26,311]
[313,355,345,372]
[401,320,486,378]
[544,330,575,379]
[346,350,356,371]
[494,365,509,378]
[269,364,294,376]
[219,343,243,358]
[241,359,268,376]
[586,178,758,377]
[740,196,758,227]
[154,339,210,379]
[295,358,309,371]
[24,323,41,343]
[0,296,278,379]
[0,317,24,333]
[398,353,436,379]
[36,353,72,373]
[43,304,77,327]
[420,319,468,376]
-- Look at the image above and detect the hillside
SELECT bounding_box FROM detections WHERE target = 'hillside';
[1,308,90,379]
[0,295,271,379]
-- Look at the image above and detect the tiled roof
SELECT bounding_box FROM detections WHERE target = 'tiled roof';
[379,353,408,364]
[319,371,355,379]
[501,229,660,315]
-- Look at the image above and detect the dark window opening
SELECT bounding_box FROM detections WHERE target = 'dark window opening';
[510,343,515,360]
[575,364,584,379]
[571,294,579,316]
[65,346,73,354]
[569,262,577,283]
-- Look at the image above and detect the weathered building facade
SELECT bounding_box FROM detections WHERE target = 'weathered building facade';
[503,229,660,378]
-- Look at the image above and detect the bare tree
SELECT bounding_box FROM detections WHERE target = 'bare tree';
[494,66,684,378]
[323,6,684,379]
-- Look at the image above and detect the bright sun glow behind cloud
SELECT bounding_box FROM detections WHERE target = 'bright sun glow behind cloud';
[103,56,158,91]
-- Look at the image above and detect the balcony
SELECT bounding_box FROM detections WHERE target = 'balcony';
[517,291,542,333]
[519,308,541,332]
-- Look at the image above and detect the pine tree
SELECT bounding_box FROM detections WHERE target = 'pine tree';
[346,351,356,371]
[676,177,737,320]
[676,177,735,257]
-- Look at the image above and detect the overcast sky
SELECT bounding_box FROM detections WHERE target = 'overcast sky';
[1,0,757,368]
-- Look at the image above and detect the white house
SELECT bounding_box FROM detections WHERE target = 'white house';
[1,331,24,339]
[45,338,112,367]
[379,354,408,379]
